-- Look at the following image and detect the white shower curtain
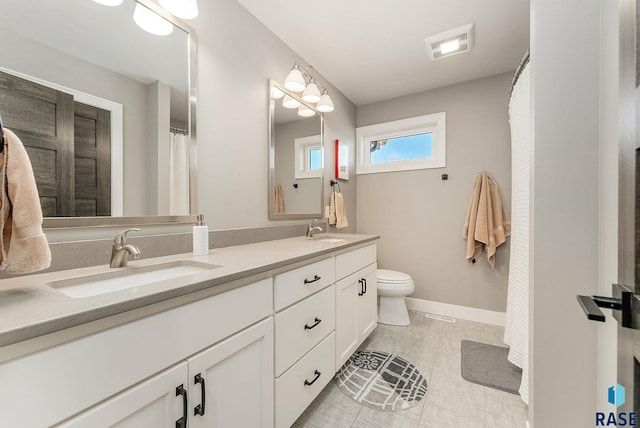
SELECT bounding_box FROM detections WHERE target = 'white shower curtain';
[503,63,530,404]
[169,132,190,216]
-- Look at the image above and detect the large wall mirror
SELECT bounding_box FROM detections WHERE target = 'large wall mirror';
[0,0,196,227]
[269,80,324,220]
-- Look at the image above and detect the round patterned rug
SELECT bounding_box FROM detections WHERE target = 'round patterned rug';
[334,350,428,411]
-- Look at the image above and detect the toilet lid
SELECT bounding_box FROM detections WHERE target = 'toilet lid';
[377,269,412,283]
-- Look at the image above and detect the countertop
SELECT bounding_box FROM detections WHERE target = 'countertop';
[0,233,378,347]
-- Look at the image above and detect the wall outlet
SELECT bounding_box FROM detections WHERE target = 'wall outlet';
[325,205,330,218]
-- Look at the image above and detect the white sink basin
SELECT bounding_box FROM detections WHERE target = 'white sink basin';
[48,260,221,299]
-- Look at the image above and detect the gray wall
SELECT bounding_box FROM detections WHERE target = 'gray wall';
[356,72,512,313]
[190,0,357,233]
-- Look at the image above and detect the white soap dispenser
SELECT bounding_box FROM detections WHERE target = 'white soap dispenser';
[192,214,209,256]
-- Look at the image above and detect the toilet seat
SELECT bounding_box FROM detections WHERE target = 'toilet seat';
[377,269,414,296]
[377,269,412,284]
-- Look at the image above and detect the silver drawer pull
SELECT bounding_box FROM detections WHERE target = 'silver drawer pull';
[304,275,321,284]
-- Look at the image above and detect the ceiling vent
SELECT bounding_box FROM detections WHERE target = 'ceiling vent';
[424,23,474,60]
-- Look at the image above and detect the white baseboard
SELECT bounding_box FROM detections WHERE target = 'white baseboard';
[405,297,506,326]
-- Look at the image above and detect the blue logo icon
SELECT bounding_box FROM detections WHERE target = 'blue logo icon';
[608,384,626,408]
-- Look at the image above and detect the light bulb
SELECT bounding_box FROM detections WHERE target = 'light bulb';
[284,68,306,92]
[316,92,334,113]
[282,95,301,109]
[302,82,321,103]
[270,86,285,99]
[159,0,199,19]
[439,39,460,55]
[298,105,316,117]
[133,4,174,36]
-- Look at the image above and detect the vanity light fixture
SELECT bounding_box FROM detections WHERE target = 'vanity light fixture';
[282,94,301,109]
[159,0,199,19]
[92,0,124,6]
[283,62,335,114]
[133,3,174,36]
[270,86,285,99]
[302,80,321,103]
[298,105,316,117]
[316,90,334,113]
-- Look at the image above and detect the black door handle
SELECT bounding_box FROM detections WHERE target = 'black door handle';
[577,286,635,328]
[194,373,206,416]
[304,317,322,330]
[304,370,322,386]
[304,275,321,284]
[175,384,188,428]
[358,279,363,296]
[363,278,367,294]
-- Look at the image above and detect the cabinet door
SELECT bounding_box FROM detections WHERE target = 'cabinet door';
[358,269,378,339]
[335,264,378,369]
[335,275,360,369]
[188,318,274,428]
[56,362,189,428]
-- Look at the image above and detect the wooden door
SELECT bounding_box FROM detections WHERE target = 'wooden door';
[0,70,74,216]
[74,102,111,216]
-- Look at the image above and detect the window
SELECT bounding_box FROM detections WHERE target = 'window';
[294,135,322,179]
[356,112,446,174]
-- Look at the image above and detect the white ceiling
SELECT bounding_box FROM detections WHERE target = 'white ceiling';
[237,0,530,106]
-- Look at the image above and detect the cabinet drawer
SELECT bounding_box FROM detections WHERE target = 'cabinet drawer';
[274,285,335,377]
[335,244,376,281]
[275,332,335,428]
[274,258,335,311]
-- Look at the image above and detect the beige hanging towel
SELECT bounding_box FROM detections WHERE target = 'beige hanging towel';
[462,172,510,269]
[274,184,285,214]
[0,129,51,273]
[329,190,348,229]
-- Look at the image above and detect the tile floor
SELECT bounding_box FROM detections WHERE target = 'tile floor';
[292,310,529,428]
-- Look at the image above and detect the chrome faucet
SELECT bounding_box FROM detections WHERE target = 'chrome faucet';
[305,219,324,238]
[110,228,141,268]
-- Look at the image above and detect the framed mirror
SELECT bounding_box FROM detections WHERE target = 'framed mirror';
[0,0,197,228]
[268,80,324,220]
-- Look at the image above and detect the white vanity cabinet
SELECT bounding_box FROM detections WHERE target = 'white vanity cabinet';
[1,278,273,428]
[58,318,273,428]
[273,258,336,428]
[335,245,378,369]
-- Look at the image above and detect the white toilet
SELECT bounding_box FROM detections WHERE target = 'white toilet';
[376,269,415,326]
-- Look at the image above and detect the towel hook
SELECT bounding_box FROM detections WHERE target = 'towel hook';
[330,179,341,192]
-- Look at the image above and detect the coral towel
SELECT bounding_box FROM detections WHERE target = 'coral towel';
[463,172,510,269]
[0,129,51,273]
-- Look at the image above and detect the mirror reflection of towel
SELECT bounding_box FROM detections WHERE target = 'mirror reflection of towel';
[329,190,348,229]
[274,184,285,214]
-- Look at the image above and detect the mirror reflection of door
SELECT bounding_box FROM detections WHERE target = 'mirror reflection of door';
[0,70,111,216]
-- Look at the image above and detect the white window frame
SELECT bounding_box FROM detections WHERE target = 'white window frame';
[294,135,322,179]
[356,112,446,175]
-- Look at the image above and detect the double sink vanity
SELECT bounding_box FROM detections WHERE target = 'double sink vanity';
[0,232,379,427]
